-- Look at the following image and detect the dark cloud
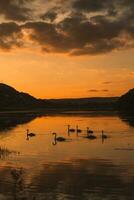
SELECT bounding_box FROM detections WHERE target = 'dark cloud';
[23,21,68,53]
[40,10,58,22]
[102,89,109,92]
[103,82,112,85]
[89,89,99,92]
[0,0,32,21]
[72,0,134,17]
[0,22,22,50]
[72,0,113,12]
[0,0,133,55]
[21,4,134,55]
[89,89,109,92]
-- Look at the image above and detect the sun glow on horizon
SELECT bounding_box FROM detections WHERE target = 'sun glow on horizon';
[0,48,134,99]
[0,0,133,98]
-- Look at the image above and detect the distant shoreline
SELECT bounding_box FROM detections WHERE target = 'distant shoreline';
[0,83,134,114]
[0,109,119,116]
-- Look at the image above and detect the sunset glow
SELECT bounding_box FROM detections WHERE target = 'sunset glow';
[0,0,133,98]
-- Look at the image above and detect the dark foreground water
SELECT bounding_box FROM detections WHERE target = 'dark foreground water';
[0,113,134,200]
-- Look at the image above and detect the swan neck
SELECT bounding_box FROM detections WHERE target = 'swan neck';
[54,133,57,140]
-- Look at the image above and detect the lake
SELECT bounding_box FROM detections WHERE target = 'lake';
[0,112,134,200]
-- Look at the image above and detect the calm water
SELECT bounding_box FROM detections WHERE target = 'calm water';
[0,113,134,200]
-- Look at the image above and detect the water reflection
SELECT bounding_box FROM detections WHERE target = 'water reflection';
[0,158,133,200]
[0,146,20,160]
[119,112,134,127]
[0,112,133,200]
[0,112,134,132]
[11,168,25,200]
[0,113,38,132]
[30,159,134,200]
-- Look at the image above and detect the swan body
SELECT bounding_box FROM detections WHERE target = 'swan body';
[27,129,36,137]
[87,127,94,134]
[68,125,75,132]
[53,133,66,142]
[76,125,82,133]
[86,134,97,140]
[102,130,107,139]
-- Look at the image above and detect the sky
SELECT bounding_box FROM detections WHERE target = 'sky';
[0,0,134,99]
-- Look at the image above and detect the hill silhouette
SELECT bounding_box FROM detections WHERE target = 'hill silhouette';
[118,88,134,112]
[45,97,118,111]
[0,83,119,111]
[0,83,44,110]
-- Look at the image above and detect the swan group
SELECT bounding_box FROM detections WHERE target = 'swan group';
[26,126,108,144]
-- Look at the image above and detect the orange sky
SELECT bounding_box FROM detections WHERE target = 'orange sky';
[0,48,134,99]
[0,0,134,99]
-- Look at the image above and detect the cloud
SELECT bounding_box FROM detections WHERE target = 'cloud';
[23,21,68,53]
[72,0,112,12]
[72,0,134,17]
[89,89,99,92]
[22,12,134,55]
[0,22,23,50]
[0,0,33,21]
[0,0,133,55]
[89,89,109,92]
[103,82,112,85]
[40,10,58,22]
[102,89,109,92]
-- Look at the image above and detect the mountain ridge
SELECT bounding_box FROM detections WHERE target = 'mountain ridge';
[0,83,45,110]
[118,88,134,112]
[1,83,132,112]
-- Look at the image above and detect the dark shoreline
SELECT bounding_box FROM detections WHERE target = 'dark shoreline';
[0,109,133,132]
[0,109,121,117]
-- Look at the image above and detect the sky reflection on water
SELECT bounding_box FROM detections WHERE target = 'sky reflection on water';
[0,113,134,200]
